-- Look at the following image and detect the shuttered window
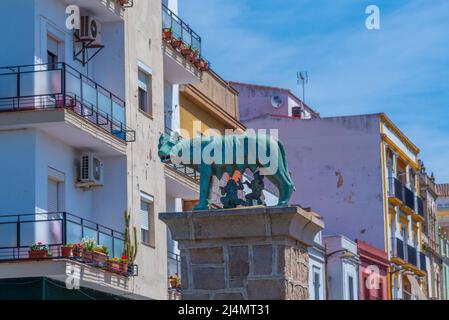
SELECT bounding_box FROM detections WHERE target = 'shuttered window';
[140,192,154,246]
[48,179,59,212]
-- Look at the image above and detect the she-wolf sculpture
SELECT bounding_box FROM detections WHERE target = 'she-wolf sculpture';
[158,133,295,211]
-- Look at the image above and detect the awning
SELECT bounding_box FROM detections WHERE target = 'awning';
[406,274,427,300]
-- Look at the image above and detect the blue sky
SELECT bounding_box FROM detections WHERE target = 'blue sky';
[179,0,449,182]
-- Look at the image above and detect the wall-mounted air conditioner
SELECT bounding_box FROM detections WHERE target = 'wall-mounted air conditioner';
[77,153,104,188]
[77,16,102,46]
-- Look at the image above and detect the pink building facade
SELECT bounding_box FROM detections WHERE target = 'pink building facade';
[357,240,389,300]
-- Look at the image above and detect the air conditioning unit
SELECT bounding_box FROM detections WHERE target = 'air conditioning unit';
[78,153,104,188]
[77,16,102,46]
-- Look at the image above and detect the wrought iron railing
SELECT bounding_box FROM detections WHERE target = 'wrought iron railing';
[0,212,137,276]
[395,238,405,260]
[0,63,135,142]
[416,196,424,218]
[388,177,403,200]
[403,186,415,211]
[162,3,201,54]
[407,245,417,266]
[168,251,181,277]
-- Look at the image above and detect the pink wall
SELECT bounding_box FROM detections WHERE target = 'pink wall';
[357,240,389,300]
[230,83,290,121]
[244,114,387,251]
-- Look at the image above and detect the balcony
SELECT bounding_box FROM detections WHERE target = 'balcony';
[413,196,425,222]
[407,245,417,267]
[0,63,135,144]
[388,177,403,206]
[419,252,427,272]
[162,4,205,84]
[401,186,415,215]
[0,212,137,277]
[64,0,133,21]
[392,238,405,264]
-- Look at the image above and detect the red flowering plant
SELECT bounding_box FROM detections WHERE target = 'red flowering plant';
[72,243,83,257]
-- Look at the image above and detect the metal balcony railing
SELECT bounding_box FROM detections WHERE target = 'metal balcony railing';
[403,186,415,211]
[420,252,427,272]
[407,245,417,267]
[388,177,403,200]
[162,3,202,54]
[395,238,405,260]
[168,251,181,277]
[416,196,424,218]
[0,212,137,277]
[0,63,135,142]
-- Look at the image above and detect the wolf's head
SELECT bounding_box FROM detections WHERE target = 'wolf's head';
[158,134,178,162]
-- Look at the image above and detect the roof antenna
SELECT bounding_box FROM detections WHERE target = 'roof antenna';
[297,71,308,103]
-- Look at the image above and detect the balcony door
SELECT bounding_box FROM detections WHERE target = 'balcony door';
[48,178,61,212]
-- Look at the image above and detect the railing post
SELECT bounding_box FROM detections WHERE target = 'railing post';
[62,212,67,246]
[62,63,66,108]
[17,216,20,259]
[16,67,20,110]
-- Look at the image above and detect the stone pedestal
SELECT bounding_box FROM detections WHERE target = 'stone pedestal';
[159,206,324,300]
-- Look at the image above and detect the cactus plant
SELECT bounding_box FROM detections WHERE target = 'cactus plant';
[123,210,138,264]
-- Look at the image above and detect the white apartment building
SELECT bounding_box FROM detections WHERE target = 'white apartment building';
[0,0,187,300]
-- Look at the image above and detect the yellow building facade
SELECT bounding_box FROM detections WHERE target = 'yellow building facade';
[380,114,427,300]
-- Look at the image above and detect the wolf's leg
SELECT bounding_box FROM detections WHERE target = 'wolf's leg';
[194,165,212,210]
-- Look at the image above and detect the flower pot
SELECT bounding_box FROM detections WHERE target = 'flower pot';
[93,252,108,266]
[169,279,178,288]
[163,30,173,42]
[181,48,193,57]
[117,0,129,5]
[121,262,129,274]
[61,246,72,258]
[82,249,94,262]
[171,39,184,50]
[72,247,82,258]
[108,261,122,272]
[28,250,48,259]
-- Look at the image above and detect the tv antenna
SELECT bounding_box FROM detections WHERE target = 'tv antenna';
[297,71,308,103]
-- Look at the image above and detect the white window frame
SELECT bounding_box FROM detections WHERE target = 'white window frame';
[140,192,155,247]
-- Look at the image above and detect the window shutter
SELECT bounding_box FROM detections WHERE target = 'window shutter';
[48,179,58,212]
[140,201,149,231]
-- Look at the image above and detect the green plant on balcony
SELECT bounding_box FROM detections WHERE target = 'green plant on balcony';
[29,242,49,259]
[123,210,138,265]
[81,237,96,262]
[93,245,109,266]
[163,27,173,42]
[168,273,182,289]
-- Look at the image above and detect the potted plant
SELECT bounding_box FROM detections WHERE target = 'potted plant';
[61,244,73,258]
[123,211,138,274]
[72,243,83,258]
[117,0,130,5]
[121,256,129,274]
[29,242,49,259]
[81,237,96,262]
[171,38,184,50]
[107,257,122,272]
[168,273,181,289]
[93,245,109,266]
[163,27,173,42]
[195,58,209,71]
[181,45,194,59]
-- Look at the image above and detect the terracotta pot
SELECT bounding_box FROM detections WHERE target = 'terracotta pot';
[61,246,72,258]
[122,262,129,274]
[117,0,129,5]
[28,250,48,259]
[163,30,173,42]
[169,279,178,288]
[181,48,193,58]
[171,39,184,50]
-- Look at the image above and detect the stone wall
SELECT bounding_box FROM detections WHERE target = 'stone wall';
[160,206,324,300]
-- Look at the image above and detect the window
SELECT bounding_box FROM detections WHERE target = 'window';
[138,69,152,115]
[47,36,59,70]
[348,275,355,300]
[313,270,321,300]
[140,193,155,246]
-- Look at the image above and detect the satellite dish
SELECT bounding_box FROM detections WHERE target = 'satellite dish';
[271,95,283,109]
